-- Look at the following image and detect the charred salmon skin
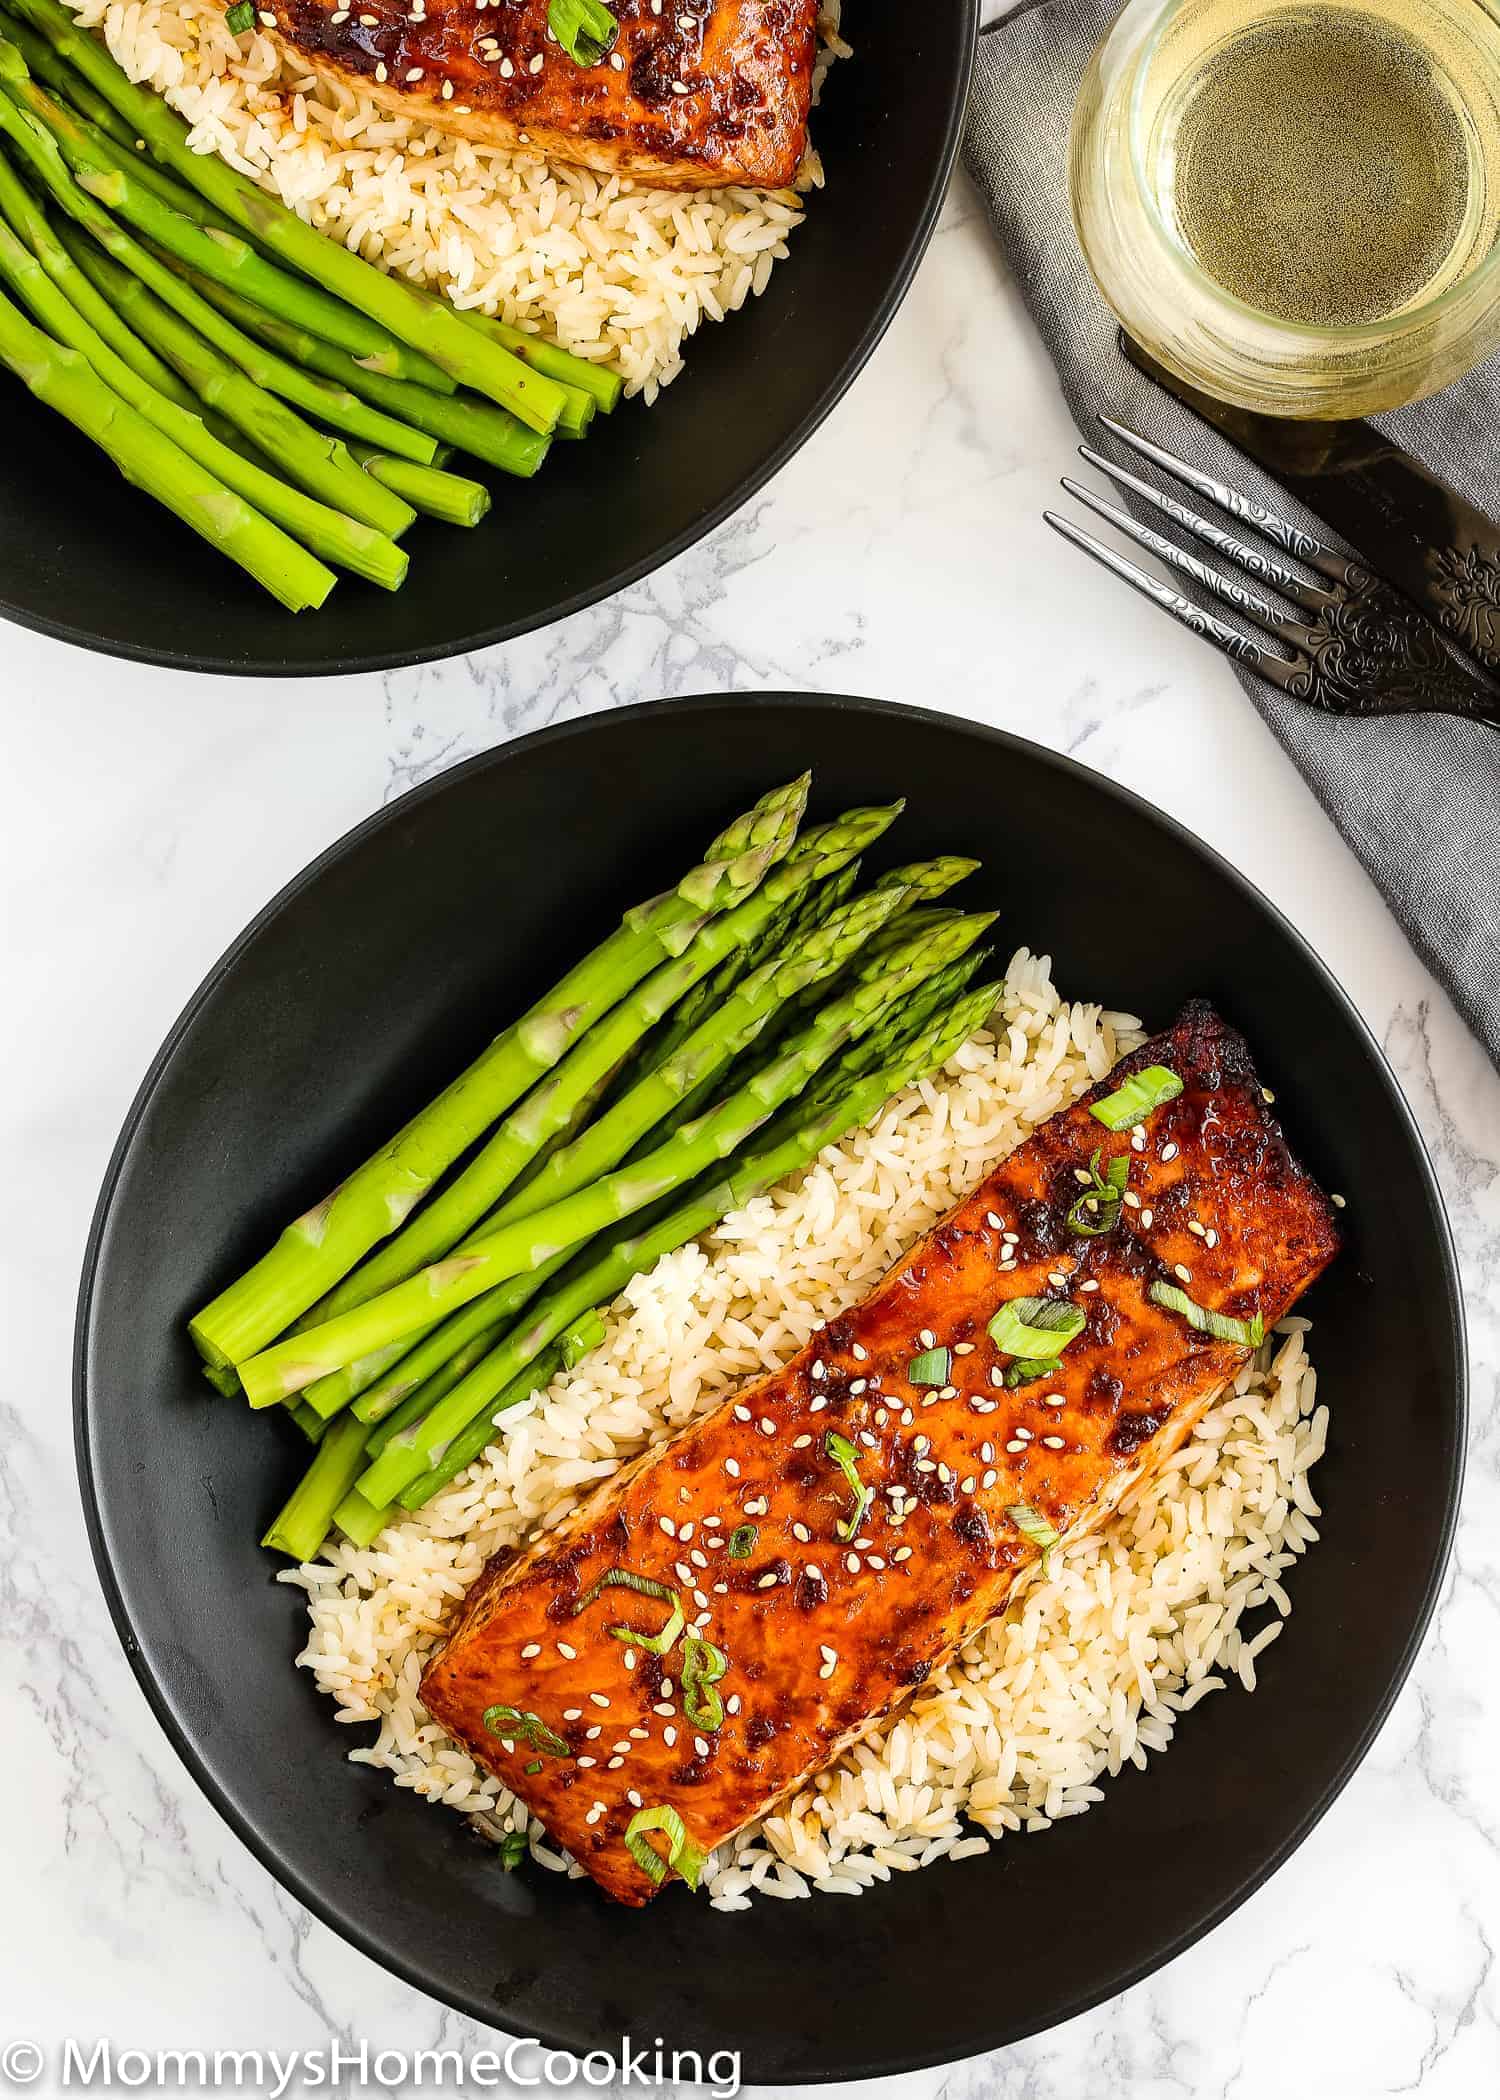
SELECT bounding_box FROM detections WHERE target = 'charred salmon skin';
[419,1001,1340,1904]
[270,0,818,190]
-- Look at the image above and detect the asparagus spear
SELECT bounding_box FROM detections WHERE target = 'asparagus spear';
[382,979,1004,1516]
[164,266,551,479]
[190,777,810,1371]
[260,1412,368,1559]
[57,223,415,537]
[240,907,996,1410]
[0,140,197,407]
[3,0,567,428]
[0,178,406,589]
[294,802,901,1350]
[0,266,332,606]
[291,1401,329,1442]
[437,295,622,413]
[346,441,490,527]
[298,878,903,1425]
[352,948,997,1442]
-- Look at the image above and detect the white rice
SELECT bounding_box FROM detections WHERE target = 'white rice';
[63,0,848,398]
[281,949,1327,1907]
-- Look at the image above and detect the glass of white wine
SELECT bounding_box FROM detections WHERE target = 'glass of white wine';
[1069,0,1500,416]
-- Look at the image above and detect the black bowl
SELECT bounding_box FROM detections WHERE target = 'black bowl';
[0,13,974,676]
[76,696,1465,2079]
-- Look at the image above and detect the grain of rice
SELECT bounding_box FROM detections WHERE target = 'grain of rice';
[282,949,1326,1907]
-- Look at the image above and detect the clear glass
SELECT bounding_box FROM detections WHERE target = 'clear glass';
[1069,0,1500,416]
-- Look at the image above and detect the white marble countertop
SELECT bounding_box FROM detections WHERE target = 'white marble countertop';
[4,160,1498,2100]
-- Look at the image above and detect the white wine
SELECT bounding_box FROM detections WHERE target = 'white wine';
[1154,3,1496,328]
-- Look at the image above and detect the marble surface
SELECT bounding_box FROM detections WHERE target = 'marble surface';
[4,158,1498,2100]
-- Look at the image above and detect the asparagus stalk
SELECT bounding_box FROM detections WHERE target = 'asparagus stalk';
[190,777,811,1371]
[260,1412,368,1559]
[298,877,903,1425]
[167,266,551,479]
[0,176,406,589]
[443,298,622,413]
[291,1401,330,1442]
[241,907,996,1411]
[382,979,1004,1515]
[55,223,416,538]
[0,138,196,407]
[3,0,567,427]
[346,441,490,527]
[294,801,901,1350]
[0,265,332,605]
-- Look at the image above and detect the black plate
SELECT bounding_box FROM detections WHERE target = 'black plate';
[76,696,1465,2079]
[0,12,974,677]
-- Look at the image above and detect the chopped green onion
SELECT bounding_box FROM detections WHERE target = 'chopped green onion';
[1149,1281,1264,1348]
[561,1308,606,1370]
[482,1704,571,1758]
[681,1636,729,1731]
[572,1567,684,1655]
[988,1296,1087,1361]
[1067,1149,1130,1236]
[1003,1355,1057,1388]
[498,1829,528,1871]
[1089,1065,1183,1131]
[524,1760,542,1775]
[224,0,254,29]
[1006,1503,1060,1552]
[824,1429,871,1543]
[907,1346,952,1387]
[727,1524,758,1559]
[547,0,618,64]
[623,1803,706,1891]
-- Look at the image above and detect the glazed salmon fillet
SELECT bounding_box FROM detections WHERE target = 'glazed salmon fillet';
[420,1002,1340,1904]
[270,0,818,190]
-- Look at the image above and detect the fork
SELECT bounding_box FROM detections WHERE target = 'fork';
[1045,417,1500,729]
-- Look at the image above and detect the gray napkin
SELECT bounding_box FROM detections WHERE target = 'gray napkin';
[963,0,1500,1066]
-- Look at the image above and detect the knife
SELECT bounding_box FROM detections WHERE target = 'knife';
[1119,332,1500,679]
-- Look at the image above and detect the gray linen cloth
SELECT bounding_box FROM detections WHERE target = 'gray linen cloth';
[963,0,1500,1065]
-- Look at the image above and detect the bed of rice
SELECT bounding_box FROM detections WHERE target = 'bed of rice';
[282,950,1328,1909]
[62,0,847,398]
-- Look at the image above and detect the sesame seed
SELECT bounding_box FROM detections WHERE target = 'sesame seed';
[562,1708,582,1720]
[693,1589,708,1610]
[1131,1129,1147,1152]
[712,1582,728,1595]
[818,1660,836,1679]
[793,1433,812,1449]
[955,1342,976,1356]
[919,1329,936,1350]
[1263,1087,1276,1104]
[1042,1434,1065,1449]
[852,1343,867,1361]
[858,1429,877,1449]
[500,55,513,74]
[623,1650,637,1670]
[671,77,689,92]
[1332,1192,1347,1208]
[1140,1210,1154,1228]
[577,1755,596,1768]
[759,1417,776,1436]
[990,1367,1005,1387]
[1162,1142,1179,1161]
[610,49,624,66]
[529,49,544,70]
[404,64,423,79]
[812,1360,826,1379]
[810,1396,827,1413]
[893,1546,913,1562]
[1123,1191,1141,1209]
[960,1475,976,1495]
[972,1399,997,1414]
[913,1435,930,1454]
[1081,1278,1101,1292]
[520,1643,540,1659]
[628,1790,643,1808]
[703,1516,720,1527]
[982,1468,998,1488]
[849,1379,867,1397]
[653,1702,674,1718]
[901,1406,914,1424]
[938,1385,959,1401]
[999,1259,1017,1273]
[1005,1439,1025,1453]
[612,1741,631,1755]
[606,1757,625,1770]
[585,1726,601,1741]
[659,1516,676,1537]
[663,1726,677,1746]
[629,1727,648,1740]
[733,1405,751,1422]
[1047,1271,1067,1289]
[1016,1426,1033,1441]
[694,1736,710,1757]
[725,1458,740,1477]
[845,1551,860,1572]
[745,1497,768,1517]
[1189,1220,1206,1238]
[691,1548,708,1569]
[441,78,453,96]
[589,1692,610,1708]
[757,1572,779,1589]
[1206,1228,1219,1248]
[986,1212,1002,1230]
[793,1522,810,1542]
[726,1694,742,1715]
[1174,1264,1192,1283]
[374,60,387,78]
[556,1641,576,1659]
